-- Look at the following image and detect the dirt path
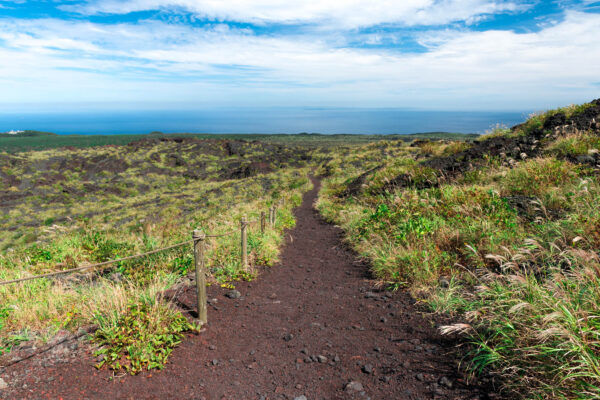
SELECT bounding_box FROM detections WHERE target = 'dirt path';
[1,178,494,400]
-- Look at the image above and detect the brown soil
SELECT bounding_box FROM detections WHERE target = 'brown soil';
[0,178,497,400]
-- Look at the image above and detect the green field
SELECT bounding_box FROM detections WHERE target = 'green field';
[0,131,478,153]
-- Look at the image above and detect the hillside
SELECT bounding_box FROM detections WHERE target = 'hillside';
[1,100,599,398]
[317,98,600,398]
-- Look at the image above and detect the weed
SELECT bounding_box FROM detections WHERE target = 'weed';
[94,300,196,374]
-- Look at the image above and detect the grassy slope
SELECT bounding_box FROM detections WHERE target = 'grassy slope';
[316,100,600,399]
[0,137,314,372]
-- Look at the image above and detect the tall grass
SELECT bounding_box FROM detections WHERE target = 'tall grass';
[317,126,600,398]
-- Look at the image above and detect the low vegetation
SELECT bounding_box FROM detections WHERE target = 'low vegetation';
[0,136,312,372]
[0,131,477,153]
[317,99,600,398]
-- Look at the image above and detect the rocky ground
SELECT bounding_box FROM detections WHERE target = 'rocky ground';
[0,178,500,400]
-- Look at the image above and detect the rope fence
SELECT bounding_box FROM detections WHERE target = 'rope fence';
[0,199,286,325]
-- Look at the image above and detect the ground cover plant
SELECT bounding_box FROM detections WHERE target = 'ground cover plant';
[317,99,600,398]
[0,136,313,373]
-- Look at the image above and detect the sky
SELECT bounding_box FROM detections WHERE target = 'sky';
[0,0,599,112]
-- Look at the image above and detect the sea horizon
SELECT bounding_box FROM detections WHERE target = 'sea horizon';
[0,108,531,136]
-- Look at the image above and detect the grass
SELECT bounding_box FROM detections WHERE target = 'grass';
[316,99,600,398]
[0,136,313,373]
[0,131,478,153]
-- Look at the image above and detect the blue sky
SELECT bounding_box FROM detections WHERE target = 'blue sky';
[0,0,599,111]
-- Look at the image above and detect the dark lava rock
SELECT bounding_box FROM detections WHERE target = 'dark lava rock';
[362,364,374,374]
[340,165,383,198]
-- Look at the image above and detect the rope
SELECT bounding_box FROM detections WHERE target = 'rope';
[0,240,194,287]
[0,204,287,286]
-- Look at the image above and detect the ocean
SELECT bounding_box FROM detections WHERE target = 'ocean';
[0,108,530,135]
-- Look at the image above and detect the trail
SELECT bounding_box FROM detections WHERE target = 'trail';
[2,177,493,400]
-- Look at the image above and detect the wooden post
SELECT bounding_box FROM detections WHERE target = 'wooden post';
[193,229,207,324]
[272,206,277,225]
[269,207,274,226]
[260,211,266,234]
[241,217,248,269]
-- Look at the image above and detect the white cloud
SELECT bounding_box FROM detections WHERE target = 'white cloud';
[0,11,598,109]
[65,0,524,28]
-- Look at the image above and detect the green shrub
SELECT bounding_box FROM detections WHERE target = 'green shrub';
[94,301,196,375]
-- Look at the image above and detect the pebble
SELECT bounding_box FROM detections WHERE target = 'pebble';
[294,396,307,400]
[345,381,364,393]
[333,355,340,363]
[209,345,216,350]
[211,359,219,366]
[416,373,424,381]
[225,290,241,299]
[283,333,294,342]
[362,364,374,374]
[364,292,378,299]
[317,355,327,363]
[380,376,391,383]
[439,376,453,388]
[0,377,7,390]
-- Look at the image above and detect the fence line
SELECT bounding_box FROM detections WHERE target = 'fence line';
[0,240,194,287]
[0,198,286,325]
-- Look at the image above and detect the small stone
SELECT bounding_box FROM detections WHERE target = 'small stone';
[374,347,381,352]
[283,333,294,342]
[300,348,308,354]
[364,292,378,299]
[416,373,424,381]
[345,381,364,394]
[439,376,453,388]
[333,355,340,363]
[380,376,391,383]
[380,317,387,323]
[362,364,374,374]
[317,355,327,363]
[268,293,277,300]
[295,384,303,390]
[211,359,219,366]
[225,290,241,299]
[304,358,312,363]
[0,378,7,390]
[294,396,307,400]
[209,345,216,350]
